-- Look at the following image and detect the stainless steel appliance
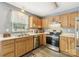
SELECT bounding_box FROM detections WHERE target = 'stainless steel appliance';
[46,31,61,52]
[33,35,40,49]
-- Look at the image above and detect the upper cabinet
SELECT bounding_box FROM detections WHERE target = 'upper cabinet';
[53,16,61,23]
[60,12,77,28]
[42,12,78,29]
[42,16,61,28]
[29,16,42,28]
[67,12,77,28]
[60,14,68,28]
[42,17,52,28]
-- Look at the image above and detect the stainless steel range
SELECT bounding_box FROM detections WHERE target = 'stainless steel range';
[46,31,61,51]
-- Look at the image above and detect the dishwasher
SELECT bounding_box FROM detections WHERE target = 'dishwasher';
[33,35,40,49]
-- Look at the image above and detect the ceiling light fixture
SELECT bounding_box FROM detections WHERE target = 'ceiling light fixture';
[21,7,25,12]
[21,9,25,12]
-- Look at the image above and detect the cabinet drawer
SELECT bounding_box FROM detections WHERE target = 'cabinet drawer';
[1,40,14,46]
[2,44,14,55]
[3,51,14,57]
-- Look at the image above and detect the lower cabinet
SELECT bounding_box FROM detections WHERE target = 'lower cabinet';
[1,39,15,57]
[15,36,34,57]
[60,36,76,56]
[39,34,46,46]
[15,38,26,57]
[39,34,43,46]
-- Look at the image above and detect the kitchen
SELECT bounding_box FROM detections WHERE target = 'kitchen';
[0,2,79,57]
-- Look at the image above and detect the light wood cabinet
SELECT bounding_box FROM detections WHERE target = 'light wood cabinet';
[39,34,46,46]
[53,16,61,23]
[15,36,33,57]
[43,12,77,28]
[67,12,77,28]
[42,34,46,46]
[39,34,43,46]
[60,12,77,28]
[68,37,76,55]
[29,16,42,28]
[42,16,61,28]
[27,36,33,51]
[60,14,68,28]
[15,38,25,56]
[60,36,76,56]
[60,36,68,52]
[42,18,50,28]
[1,39,15,57]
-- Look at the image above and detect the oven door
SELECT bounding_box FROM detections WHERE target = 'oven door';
[46,36,59,47]
[46,36,59,51]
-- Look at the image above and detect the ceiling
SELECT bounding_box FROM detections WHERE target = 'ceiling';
[7,2,79,17]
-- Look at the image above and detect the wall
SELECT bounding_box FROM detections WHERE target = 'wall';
[0,3,12,34]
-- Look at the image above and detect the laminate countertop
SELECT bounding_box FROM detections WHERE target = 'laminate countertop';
[60,33,75,37]
[0,33,48,41]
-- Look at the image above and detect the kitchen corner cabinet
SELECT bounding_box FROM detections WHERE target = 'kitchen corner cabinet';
[29,16,42,28]
[60,36,76,56]
[0,39,15,57]
[42,18,50,28]
[15,36,33,57]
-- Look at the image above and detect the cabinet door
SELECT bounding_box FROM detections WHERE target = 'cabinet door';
[60,36,68,52]
[29,16,37,28]
[39,34,43,46]
[27,36,33,52]
[67,12,77,28]
[53,16,61,22]
[37,18,42,28]
[42,19,47,28]
[60,14,68,28]
[68,37,76,55]
[29,16,41,28]
[42,19,50,28]
[42,34,46,46]
[15,38,25,57]
[1,40,14,57]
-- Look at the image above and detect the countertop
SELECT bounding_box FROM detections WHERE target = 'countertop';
[0,33,48,41]
[60,33,75,37]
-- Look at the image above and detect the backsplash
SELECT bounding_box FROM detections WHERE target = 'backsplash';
[62,28,75,33]
[44,28,76,33]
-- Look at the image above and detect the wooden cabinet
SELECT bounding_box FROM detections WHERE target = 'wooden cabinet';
[39,34,43,46]
[42,18,50,28]
[27,36,33,51]
[68,37,76,55]
[29,16,42,28]
[60,12,77,28]
[60,36,76,56]
[15,36,33,57]
[15,38,25,56]
[53,16,61,23]
[42,16,61,28]
[67,12,77,28]
[60,36,68,52]
[42,34,46,46]
[60,14,68,28]
[39,34,46,46]
[1,39,15,57]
